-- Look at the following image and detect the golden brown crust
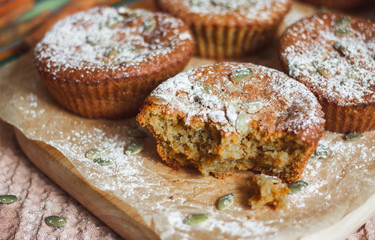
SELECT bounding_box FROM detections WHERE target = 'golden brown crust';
[279,13,375,133]
[34,7,195,119]
[155,0,291,59]
[137,62,325,182]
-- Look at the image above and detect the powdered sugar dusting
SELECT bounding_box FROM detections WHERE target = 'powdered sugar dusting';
[150,62,324,141]
[182,0,290,21]
[281,14,375,105]
[34,7,193,76]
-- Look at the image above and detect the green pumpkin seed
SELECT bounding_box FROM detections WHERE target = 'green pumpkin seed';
[85,147,111,160]
[308,155,319,164]
[241,101,263,114]
[143,18,156,33]
[333,42,351,56]
[218,193,235,210]
[317,67,332,78]
[345,132,364,140]
[183,213,209,225]
[128,129,148,138]
[0,195,18,204]
[315,144,330,158]
[190,0,204,6]
[236,111,250,134]
[334,17,351,28]
[125,141,144,155]
[334,27,354,37]
[289,180,308,193]
[45,216,67,227]
[346,66,360,79]
[93,158,113,166]
[230,67,254,82]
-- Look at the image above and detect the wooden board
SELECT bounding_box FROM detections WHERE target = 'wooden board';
[14,129,159,240]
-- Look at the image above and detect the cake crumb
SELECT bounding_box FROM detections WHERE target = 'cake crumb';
[248,174,290,210]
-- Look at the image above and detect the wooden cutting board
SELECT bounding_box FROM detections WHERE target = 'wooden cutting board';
[14,128,159,240]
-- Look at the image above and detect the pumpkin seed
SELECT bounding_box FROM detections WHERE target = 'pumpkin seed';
[317,67,332,78]
[345,132,364,140]
[128,129,148,138]
[85,147,110,160]
[226,102,240,124]
[0,195,18,204]
[93,158,113,166]
[143,18,156,33]
[315,144,330,158]
[346,66,360,79]
[333,42,351,56]
[289,180,308,193]
[308,155,319,164]
[334,27,354,37]
[218,193,235,210]
[183,213,209,225]
[236,110,250,134]
[241,101,263,114]
[125,140,144,155]
[190,0,204,6]
[334,17,351,28]
[104,48,118,58]
[45,216,67,227]
[230,67,254,82]
[148,96,168,105]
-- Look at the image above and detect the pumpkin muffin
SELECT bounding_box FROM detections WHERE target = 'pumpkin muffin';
[301,0,369,10]
[155,0,291,59]
[280,13,375,133]
[137,62,325,182]
[34,6,195,119]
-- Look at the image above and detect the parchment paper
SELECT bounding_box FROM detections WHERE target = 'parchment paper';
[1,2,375,239]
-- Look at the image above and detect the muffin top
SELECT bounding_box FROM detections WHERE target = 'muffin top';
[156,0,291,25]
[280,13,375,106]
[34,6,195,81]
[144,62,325,144]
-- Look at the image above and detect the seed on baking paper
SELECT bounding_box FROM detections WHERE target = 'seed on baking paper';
[218,193,235,210]
[85,147,110,160]
[45,216,67,227]
[289,180,308,193]
[315,144,330,158]
[345,132,364,140]
[0,195,18,204]
[128,129,148,138]
[334,17,351,28]
[93,158,113,166]
[230,67,254,82]
[183,214,209,225]
[125,141,144,155]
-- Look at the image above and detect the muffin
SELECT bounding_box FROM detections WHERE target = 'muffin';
[280,13,375,133]
[137,62,325,182]
[155,0,291,59]
[301,0,369,10]
[34,6,195,119]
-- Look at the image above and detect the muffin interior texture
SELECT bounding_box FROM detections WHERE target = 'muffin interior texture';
[140,108,307,181]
